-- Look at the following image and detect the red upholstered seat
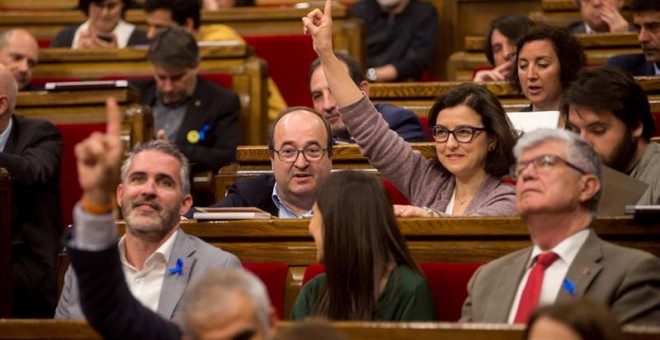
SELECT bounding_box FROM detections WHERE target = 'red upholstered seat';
[242,262,288,319]
[301,262,480,321]
[243,35,316,107]
[31,77,82,87]
[418,116,433,141]
[56,123,107,228]
[418,262,481,321]
[382,179,410,205]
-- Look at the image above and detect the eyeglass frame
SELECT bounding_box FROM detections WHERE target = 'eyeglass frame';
[90,0,122,10]
[271,145,328,163]
[510,154,588,179]
[430,125,487,143]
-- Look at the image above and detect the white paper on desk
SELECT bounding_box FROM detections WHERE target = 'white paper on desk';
[598,166,649,216]
[506,111,560,133]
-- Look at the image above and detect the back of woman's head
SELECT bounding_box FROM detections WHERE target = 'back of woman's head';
[484,15,534,65]
[525,300,624,340]
[511,25,586,92]
[315,171,416,320]
[427,83,517,177]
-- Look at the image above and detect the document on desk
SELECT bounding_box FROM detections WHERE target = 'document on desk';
[193,207,273,220]
[598,166,649,216]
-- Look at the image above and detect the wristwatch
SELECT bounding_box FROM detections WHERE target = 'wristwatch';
[366,68,378,82]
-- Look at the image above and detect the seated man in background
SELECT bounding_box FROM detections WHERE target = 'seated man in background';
[351,0,438,82]
[562,66,659,204]
[461,128,660,325]
[0,29,41,91]
[308,53,428,142]
[56,139,241,320]
[143,0,286,118]
[0,65,62,317]
[66,103,275,338]
[206,107,333,218]
[134,27,240,179]
[607,0,660,75]
[568,0,632,34]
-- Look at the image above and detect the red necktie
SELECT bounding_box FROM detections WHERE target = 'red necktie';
[513,252,558,323]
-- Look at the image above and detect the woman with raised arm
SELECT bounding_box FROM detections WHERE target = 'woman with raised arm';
[302,1,518,217]
[292,171,436,321]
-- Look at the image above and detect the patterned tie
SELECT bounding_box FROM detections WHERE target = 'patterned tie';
[513,252,559,323]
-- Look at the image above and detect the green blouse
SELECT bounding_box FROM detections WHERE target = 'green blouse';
[291,265,437,321]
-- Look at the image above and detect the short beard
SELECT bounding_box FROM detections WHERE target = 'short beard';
[604,129,637,173]
[123,204,181,243]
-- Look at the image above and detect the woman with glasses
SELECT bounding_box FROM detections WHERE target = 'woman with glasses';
[511,25,586,113]
[292,170,436,321]
[302,1,518,216]
[51,0,148,49]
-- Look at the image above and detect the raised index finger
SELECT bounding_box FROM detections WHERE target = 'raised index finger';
[105,97,122,138]
[324,0,332,19]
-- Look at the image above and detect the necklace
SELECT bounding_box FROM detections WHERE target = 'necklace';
[455,192,469,206]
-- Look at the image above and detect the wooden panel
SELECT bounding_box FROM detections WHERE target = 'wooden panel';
[465,32,640,52]
[31,46,268,145]
[0,169,11,318]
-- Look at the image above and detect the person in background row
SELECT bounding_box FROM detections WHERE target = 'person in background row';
[525,300,625,340]
[512,25,586,113]
[292,171,437,321]
[0,29,41,91]
[568,0,633,34]
[308,52,428,143]
[351,0,439,82]
[474,15,534,82]
[202,0,255,10]
[607,0,660,76]
[51,0,148,48]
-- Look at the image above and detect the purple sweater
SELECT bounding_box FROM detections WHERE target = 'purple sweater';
[340,96,517,216]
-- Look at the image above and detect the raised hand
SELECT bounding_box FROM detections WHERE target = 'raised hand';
[473,59,515,82]
[302,0,334,56]
[75,98,124,206]
[600,1,629,33]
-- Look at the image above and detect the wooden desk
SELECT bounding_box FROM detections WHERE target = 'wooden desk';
[32,46,268,144]
[464,32,640,53]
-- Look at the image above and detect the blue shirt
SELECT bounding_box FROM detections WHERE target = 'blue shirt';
[0,118,13,152]
[271,183,313,219]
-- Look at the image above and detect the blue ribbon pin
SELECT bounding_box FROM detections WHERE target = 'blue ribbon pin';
[562,279,576,296]
[198,124,210,142]
[168,258,184,275]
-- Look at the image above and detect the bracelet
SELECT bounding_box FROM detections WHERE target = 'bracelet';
[422,206,439,217]
[81,198,114,215]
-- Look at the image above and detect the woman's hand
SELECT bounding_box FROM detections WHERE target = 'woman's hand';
[393,204,441,217]
[473,59,514,82]
[302,0,334,56]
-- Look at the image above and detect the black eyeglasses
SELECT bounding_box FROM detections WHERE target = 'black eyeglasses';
[431,126,487,143]
[273,146,327,163]
[511,154,587,179]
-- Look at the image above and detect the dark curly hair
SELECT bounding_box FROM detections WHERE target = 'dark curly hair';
[427,83,518,177]
[511,25,586,93]
[78,0,131,17]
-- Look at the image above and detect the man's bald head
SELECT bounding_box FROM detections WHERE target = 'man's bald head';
[0,29,39,90]
[0,64,17,132]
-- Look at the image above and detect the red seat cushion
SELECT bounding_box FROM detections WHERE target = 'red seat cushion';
[56,123,107,228]
[419,262,481,321]
[243,35,317,107]
[301,263,325,286]
[382,179,410,205]
[418,116,433,141]
[31,77,82,87]
[242,262,288,319]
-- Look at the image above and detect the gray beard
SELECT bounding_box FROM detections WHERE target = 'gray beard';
[123,206,180,243]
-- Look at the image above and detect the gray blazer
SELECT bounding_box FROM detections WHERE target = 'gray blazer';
[460,231,660,325]
[55,229,241,320]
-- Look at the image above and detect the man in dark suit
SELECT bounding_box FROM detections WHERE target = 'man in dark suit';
[0,65,62,317]
[568,0,631,34]
[607,0,660,76]
[66,99,276,339]
[0,29,41,91]
[209,107,333,218]
[133,26,240,177]
[460,128,660,325]
[308,53,429,143]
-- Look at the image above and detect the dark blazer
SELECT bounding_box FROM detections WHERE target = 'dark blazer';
[208,174,278,216]
[50,25,148,47]
[460,231,660,325]
[56,229,241,320]
[68,245,182,340]
[1,115,62,317]
[607,53,656,76]
[375,103,429,142]
[133,77,241,174]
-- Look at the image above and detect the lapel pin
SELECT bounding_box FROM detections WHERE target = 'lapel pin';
[187,130,200,144]
[168,258,184,276]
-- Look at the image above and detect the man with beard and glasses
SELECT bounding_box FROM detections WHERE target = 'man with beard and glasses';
[56,139,241,320]
[562,66,660,204]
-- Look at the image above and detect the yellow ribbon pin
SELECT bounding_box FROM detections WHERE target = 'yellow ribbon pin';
[187,130,200,144]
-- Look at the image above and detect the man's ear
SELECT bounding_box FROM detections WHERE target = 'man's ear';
[632,121,643,139]
[116,184,123,207]
[359,80,370,96]
[179,194,193,215]
[0,95,9,116]
[266,306,278,338]
[579,174,601,204]
[185,18,196,33]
